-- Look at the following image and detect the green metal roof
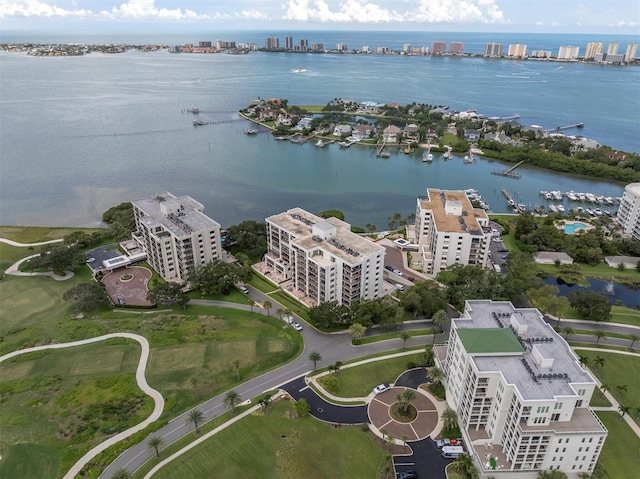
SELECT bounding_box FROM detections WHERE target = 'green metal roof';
[457,328,524,354]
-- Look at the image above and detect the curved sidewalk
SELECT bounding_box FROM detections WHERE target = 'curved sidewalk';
[0,237,64,247]
[5,253,74,281]
[0,333,164,479]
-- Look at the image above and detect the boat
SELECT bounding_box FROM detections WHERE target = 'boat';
[379,152,390,158]
[422,149,433,162]
[290,68,307,73]
[192,119,205,126]
[274,136,287,140]
[544,193,552,200]
[549,205,558,213]
[464,155,469,161]
[244,129,258,135]
[557,204,565,213]
[443,151,450,160]
[315,139,325,148]
[338,141,352,148]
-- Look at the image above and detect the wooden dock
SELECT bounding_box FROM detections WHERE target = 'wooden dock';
[492,160,524,179]
[377,141,387,157]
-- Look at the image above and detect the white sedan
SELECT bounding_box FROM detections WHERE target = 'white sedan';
[291,322,303,331]
[373,383,390,395]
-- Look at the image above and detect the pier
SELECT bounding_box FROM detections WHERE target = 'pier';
[184,108,238,114]
[502,189,525,212]
[491,160,524,179]
[193,118,246,127]
[552,122,584,131]
[377,141,387,157]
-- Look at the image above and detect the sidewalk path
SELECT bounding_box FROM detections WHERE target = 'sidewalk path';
[0,237,63,247]
[4,253,74,281]
[0,333,164,479]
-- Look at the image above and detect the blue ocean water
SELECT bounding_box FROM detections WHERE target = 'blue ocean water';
[0,31,638,229]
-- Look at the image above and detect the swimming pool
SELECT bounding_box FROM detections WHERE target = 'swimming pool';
[563,222,589,234]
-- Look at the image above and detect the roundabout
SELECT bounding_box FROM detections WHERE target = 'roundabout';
[368,386,439,442]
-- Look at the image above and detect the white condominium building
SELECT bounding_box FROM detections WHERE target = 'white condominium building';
[436,300,607,478]
[132,192,222,282]
[557,45,580,59]
[265,208,385,307]
[616,182,640,240]
[624,42,638,63]
[607,42,619,55]
[484,42,503,57]
[414,189,491,275]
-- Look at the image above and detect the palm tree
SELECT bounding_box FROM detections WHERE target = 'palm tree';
[365,223,376,234]
[258,393,272,414]
[111,469,132,479]
[400,388,416,413]
[616,384,627,399]
[247,298,255,312]
[594,330,605,345]
[263,300,272,316]
[600,383,610,395]
[424,345,435,367]
[186,409,205,434]
[593,355,605,372]
[578,355,589,368]
[399,331,412,349]
[276,308,285,320]
[430,327,443,345]
[329,361,343,375]
[561,326,574,340]
[147,435,164,457]
[308,351,322,371]
[349,322,367,342]
[232,359,241,381]
[427,366,445,385]
[402,434,410,446]
[618,404,630,421]
[188,373,199,400]
[454,453,479,479]
[442,407,458,430]
[630,334,639,350]
[380,427,388,441]
[224,389,242,412]
[432,309,449,330]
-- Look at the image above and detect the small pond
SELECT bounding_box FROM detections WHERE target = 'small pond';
[543,276,639,309]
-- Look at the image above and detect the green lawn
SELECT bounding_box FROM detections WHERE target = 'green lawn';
[321,353,425,398]
[151,400,384,479]
[596,411,640,478]
[589,388,612,407]
[0,341,150,479]
[575,350,639,421]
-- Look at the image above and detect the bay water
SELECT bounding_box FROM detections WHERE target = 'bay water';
[1,31,638,229]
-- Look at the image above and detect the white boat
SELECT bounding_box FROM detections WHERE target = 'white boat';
[290,68,307,73]
[379,152,390,158]
[549,205,558,213]
[422,150,433,162]
[244,128,258,135]
[567,192,578,201]
[315,139,325,148]
[464,155,469,161]
[557,204,565,213]
[544,193,552,200]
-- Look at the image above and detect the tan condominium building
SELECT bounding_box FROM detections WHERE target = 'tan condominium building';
[507,44,527,57]
[414,189,491,274]
[132,192,222,282]
[624,42,638,63]
[584,42,603,60]
[435,300,607,478]
[265,208,386,307]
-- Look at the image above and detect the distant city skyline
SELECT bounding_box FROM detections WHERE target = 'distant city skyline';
[1,0,639,34]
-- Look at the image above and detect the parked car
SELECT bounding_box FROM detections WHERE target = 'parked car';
[291,322,303,331]
[239,285,250,294]
[398,471,418,479]
[436,439,451,448]
[373,383,390,395]
[407,276,416,282]
[497,248,508,253]
[385,265,395,272]
[393,269,403,276]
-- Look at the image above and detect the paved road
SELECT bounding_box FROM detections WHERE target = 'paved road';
[281,376,368,424]
[100,288,633,478]
[394,436,452,479]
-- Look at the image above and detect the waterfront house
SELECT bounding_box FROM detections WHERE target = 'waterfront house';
[352,125,375,141]
[259,108,276,122]
[276,113,293,127]
[464,128,481,142]
[333,124,352,136]
[383,125,402,143]
[484,132,519,146]
[403,124,420,142]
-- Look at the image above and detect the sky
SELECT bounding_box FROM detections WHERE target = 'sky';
[1,0,639,34]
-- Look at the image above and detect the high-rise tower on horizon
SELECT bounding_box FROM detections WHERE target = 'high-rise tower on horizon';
[585,42,603,60]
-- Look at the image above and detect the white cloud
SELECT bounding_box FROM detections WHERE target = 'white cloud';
[240,9,269,20]
[0,0,91,18]
[103,0,212,20]
[283,0,505,23]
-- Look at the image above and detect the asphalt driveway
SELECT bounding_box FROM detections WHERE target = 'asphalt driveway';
[394,436,452,479]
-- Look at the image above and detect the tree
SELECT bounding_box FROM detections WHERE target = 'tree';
[537,470,569,479]
[232,359,241,381]
[349,322,367,341]
[188,373,200,400]
[600,383,610,395]
[103,202,136,241]
[188,260,242,296]
[568,290,611,322]
[186,409,205,434]
[258,393,273,414]
[618,404,630,421]
[430,327,443,345]
[25,242,83,273]
[578,355,589,368]
[224,389,242,412]
[294,398,310,417]
[442,407,458,430]
[263,300,272,316]
[111,469,132,479]
[593,355,605,372]
[616,384,627,399]
[400,280,447,318]
[594,330,606,345]
[427,366,445,385]
[453,453,479,479]
[308,351,322,371]
[365,223,376,234]
[224,220,267,258]
[63,283,109,311]
[526,284,568,324]
[432,309,449,330]
[146,281,189,309]
[399,331,412,349]
[276,308,285,321]
[147,435,164,457]
[328,361,343,375]
[247,298,255,312]
[396,388,416,413]
[308,301,350,329]
[630,334,639,350]
[320,209,345,220]
[560,326,574,340]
